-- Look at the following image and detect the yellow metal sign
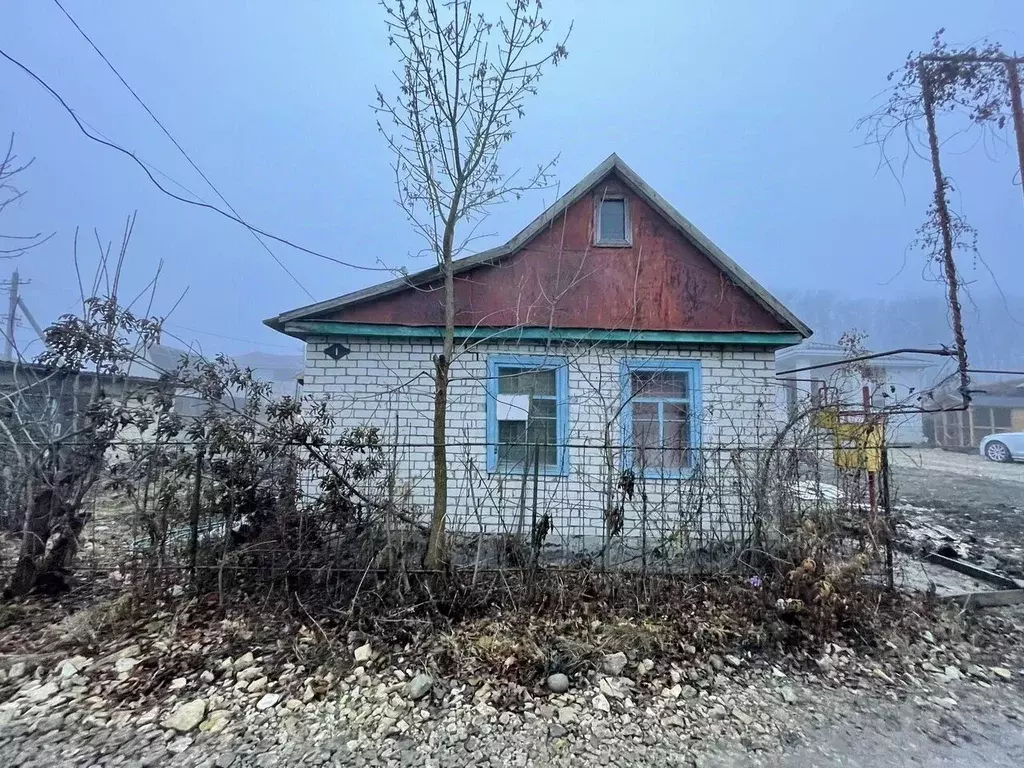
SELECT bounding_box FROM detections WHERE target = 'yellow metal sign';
[811,409,885,472]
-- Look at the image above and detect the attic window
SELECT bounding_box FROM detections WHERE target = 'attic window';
[595,196,631,246]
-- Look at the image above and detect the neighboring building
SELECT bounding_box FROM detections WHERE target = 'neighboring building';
[135,344,192,380]
[0,360,161,440]
[0,362,165,530]
[775,341,941,445]
[137,344,303,416]
[923,377,1024,450]
[266,154,811,548]
[233,351,304,400]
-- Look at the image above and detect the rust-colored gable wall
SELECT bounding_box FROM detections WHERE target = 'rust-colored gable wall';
[330,174,787,332]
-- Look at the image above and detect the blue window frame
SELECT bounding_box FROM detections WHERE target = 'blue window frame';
[621,358,702,477]
[486,354,569,475]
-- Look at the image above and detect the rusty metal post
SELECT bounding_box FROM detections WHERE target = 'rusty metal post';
[879,443,895,590]
[528,441,541,596]
[862,385,877,519]
[187,447,205,582]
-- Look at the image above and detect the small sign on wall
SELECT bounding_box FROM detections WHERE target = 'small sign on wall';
[496,394,530,421]
[324,343,350,361]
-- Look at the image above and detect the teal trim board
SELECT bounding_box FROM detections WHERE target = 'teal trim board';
[283,321,802,347]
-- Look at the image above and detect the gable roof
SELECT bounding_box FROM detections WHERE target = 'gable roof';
[266,154,811,337]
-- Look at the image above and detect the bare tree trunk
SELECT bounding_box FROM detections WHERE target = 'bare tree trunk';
[6,483,57,596]
[4,374,104,596]
[424,226,457,570]
[425,357,449,570]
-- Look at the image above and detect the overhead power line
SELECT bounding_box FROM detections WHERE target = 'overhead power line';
[168,323,298,350]
[52,0,315,300]
[74,112,214,206]
[0,47,395,275]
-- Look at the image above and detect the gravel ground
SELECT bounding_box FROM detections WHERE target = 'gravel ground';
[1,609,1023,768]
[890,447,1024,503]
[1,659,1021,768]
[888,447,1024,579]
[2,445,1022,767]
[772,684,1024,768]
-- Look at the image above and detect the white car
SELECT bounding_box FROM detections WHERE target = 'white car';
[979,432,1024,463]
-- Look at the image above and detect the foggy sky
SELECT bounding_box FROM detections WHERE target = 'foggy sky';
[2,0,1022,358]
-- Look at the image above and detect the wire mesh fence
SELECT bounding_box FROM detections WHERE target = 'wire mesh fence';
[0,426,898,601]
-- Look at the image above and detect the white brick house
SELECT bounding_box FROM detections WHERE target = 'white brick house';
[267,156,810,554]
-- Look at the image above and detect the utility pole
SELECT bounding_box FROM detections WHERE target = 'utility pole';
[918,63,970,398]
[1006,60,1024,208]
[4,268,18,361]
[2,270,47,360]
[912,49,1024,399]
[920,52,1024,210]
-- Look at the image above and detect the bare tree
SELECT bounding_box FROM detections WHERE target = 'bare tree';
[1,221,164,596]
[0,133,53,260]
[375,0,570,569]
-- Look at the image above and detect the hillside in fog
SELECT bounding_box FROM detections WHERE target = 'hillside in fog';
[780,290,1024,372]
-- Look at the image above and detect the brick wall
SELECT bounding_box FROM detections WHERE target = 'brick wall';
[302,336,780,554]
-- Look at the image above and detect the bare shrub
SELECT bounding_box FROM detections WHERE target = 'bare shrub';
[2,275,162,596]
[106,354,390,601]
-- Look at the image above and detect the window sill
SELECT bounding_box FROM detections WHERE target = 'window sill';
[593,239,633,248]
[626,466,700,481]
[487,462,570,478]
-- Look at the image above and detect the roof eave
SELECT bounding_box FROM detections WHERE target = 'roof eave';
[282,319,804,347]
[267,244,511,329]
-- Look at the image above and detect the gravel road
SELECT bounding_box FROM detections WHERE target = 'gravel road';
[888,447,1024,579]
[3,625,1023,768]
[890,447,1024,507]
[768,684,1024,768]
